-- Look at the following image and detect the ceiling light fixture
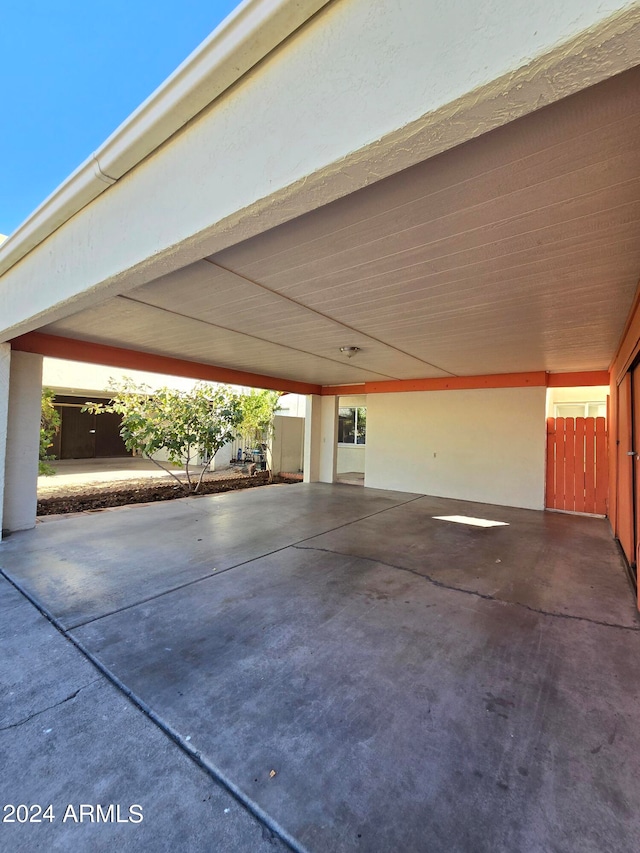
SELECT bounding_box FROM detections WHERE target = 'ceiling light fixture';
[340,346,360,358]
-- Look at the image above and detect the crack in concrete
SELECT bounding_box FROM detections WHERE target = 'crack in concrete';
[292,544,640,632]
[0,678,101,731]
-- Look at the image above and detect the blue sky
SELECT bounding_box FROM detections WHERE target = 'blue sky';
[0,1,240,237]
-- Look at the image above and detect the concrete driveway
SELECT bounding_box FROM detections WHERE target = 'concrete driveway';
[1,483,639,852]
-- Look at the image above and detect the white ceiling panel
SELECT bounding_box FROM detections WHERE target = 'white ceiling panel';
[39,67,640,385]
[41,299,389,386]
[129,261,450,378]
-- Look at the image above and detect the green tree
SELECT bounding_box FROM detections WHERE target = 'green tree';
[84,380,243,493]
[39,388,61,475]
[238,390,282,476]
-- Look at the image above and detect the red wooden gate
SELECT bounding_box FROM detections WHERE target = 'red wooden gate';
[545,417,608,515]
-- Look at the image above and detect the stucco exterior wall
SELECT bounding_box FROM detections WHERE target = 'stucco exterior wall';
[0,344,10,538]
[337,446,365,474]
[3,352,43,532]
[319,396,338,483]
[271,415,304,474]
[365,387,547,509]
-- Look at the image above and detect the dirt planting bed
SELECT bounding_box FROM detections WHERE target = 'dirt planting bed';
[37,472,302,516]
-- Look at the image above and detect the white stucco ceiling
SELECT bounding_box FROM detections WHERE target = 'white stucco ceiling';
[40,67,640,386]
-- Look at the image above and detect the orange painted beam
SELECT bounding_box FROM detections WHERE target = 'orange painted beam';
[364,372,547,394]
[546,371,610,387]
[13,330,610,397]
[321,370,611,395]
[10,332,322,396]
[321,372,547,395]
[320,384,367,396]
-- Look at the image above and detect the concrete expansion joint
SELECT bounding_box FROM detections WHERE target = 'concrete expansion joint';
[292,544,640,633]
[63,498,427,629]
[67,567,226,630]
[0,678,101,732]
[0,568,309,853]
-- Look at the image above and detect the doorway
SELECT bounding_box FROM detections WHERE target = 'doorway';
[336,395,366,486]
[52,398,131,460]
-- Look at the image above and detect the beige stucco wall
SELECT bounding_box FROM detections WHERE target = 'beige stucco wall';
[0,344,10,538]
[338,394,366,407]
[2,352,43,532]
[337,445,365,474]
[272,415,304,473]
[365,387,547,509]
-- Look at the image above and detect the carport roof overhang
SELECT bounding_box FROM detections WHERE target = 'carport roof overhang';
[2,0,640,392]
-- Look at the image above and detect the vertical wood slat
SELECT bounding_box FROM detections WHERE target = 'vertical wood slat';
[574,417,586,513]
[594,416,608,515]
[545,417,556,509]
[584,418,596,512]
[564,418,575,511]
[545,416,608,515]
[556,418,566,510]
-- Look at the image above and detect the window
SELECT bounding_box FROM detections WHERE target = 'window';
[554,401,606,419]
[338,406,366,445]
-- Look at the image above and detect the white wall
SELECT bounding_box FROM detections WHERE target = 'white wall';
[0,344,10,538]
[277,394,306,418]
[337,445,365,474]
[3,352,43,532]
[271,415,304,473]
[304,394,337,483]
[149,443,232,469]
[211,443,233,471]
[319,396,338,482]
[365,387,547,509]
[339,394,366,408]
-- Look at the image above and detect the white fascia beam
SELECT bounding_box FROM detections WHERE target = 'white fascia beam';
[2,0,640,344]
[0,0,332,277]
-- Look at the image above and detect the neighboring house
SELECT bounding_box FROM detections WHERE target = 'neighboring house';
[42,356,305,471]
[42,358,204,461]
[1,0,640,598]
[546,386,609,421]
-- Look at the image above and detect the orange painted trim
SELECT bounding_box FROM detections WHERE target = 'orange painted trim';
[546,371,610,387]
[364,372,548,393]
[321,372,546,395]
[10,332,322,396]
[321,371,611,395]
[320,384,366,396]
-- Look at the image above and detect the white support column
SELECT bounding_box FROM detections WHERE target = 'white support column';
[304,395,322,483]
[319,395,338,483]
[0,343,10,540]
[303,394,337,484]
[2,351,43,536]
